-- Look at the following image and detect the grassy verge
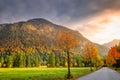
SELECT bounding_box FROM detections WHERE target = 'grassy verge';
[0,67,95,80]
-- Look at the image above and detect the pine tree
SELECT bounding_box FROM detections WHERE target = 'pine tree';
[23,54,26,67]
[35,54,39,67]
[38,54,42,67]
[0,56,4,67]
[13,54,19,67]
[7,56,13,68]
[55,55,60,67]
[49,52,55,67]
[76,56,81,67]
[26,54,31,67]
[19,54,26,68]
[63,57,67,67]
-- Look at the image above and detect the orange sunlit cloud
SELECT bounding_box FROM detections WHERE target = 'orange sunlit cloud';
[70,10,120,44]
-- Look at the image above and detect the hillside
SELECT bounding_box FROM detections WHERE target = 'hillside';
[0,18,108,56]
[103,39,120,49]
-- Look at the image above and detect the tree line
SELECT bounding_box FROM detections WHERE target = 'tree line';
[0,46,104,68]
[0,29,105,69]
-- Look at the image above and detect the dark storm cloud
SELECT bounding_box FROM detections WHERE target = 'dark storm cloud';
[0,0,120,24]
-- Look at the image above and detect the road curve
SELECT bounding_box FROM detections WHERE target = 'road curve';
[77,67,120,80]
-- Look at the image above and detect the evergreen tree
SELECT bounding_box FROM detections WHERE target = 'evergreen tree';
[31,54,35,67]
[23,54,26,67]
[38,54,42,67]
[26,54,31,67]
[55,55,60,67]
[35,54,39,67]
[63,57,67,67]
[7,56,13,68]
[49,52,55,67]
[19,54,26,68]
[76,56,81,67]
[0,56,4,67]
[13,54,19,67]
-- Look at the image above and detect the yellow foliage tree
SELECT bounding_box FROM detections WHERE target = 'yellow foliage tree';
[84,44,100,71]
[56,29,79,79]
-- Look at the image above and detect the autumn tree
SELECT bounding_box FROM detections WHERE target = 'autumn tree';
[106,46,120,67]
[76,55,83,67]
[63,57,67,67]
[93,55,104,69]
[102,55,107,66]
[56,29,78,79]
[83,44,99,71]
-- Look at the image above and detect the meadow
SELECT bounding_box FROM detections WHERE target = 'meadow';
[0,67,93,80]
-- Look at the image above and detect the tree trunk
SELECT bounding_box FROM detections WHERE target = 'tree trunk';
[90,66,92,72]
[67,50,71,79]
[90,60,93,72]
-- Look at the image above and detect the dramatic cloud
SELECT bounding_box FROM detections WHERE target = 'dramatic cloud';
[0,0,120,44]
[77,11,120,44]
[79,24,105,36]
[0,0,120,24]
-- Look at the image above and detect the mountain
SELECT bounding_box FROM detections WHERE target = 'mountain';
[0,18,108,56]
[103,39,120,49]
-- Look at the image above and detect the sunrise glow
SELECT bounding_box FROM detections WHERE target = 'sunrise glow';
[71,11,120,44]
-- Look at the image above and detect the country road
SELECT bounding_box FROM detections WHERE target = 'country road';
[77,67,120,80]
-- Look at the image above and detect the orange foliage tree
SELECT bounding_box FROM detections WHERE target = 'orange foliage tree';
[83,44,99,71]
[56,29,78,79]
[106,46,120,67]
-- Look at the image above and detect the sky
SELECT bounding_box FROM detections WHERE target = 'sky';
[0,0,120,44]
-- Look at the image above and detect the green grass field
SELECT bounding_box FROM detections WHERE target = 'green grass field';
[0,67,94,80]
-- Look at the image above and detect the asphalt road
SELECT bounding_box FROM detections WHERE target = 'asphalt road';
[77,67,120,80]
